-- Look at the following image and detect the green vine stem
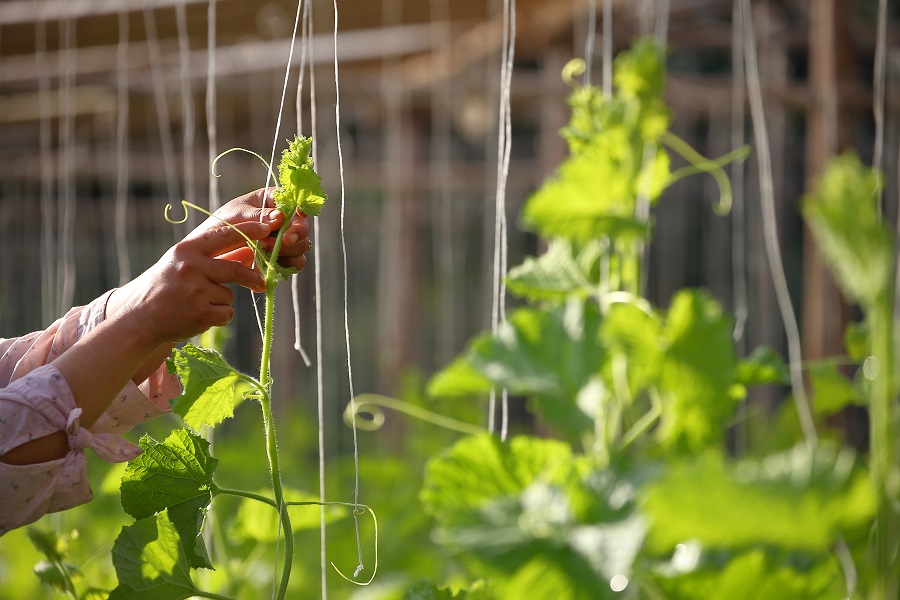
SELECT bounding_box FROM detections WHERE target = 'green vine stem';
[258,215,294,600]
[868,302,899,600]
[662,132,750,215]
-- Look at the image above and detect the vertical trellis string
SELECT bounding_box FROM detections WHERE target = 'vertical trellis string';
[142,5,181,235]
[730,0,748,344]
[490,0,516,441]
[36,5,56,326]
[207,0,220,211]
[291,2,313,369]
[740,0,817,445]
[873,0,887,215]
[602,0,612,95]
[263,4,305,595]
[302,1,329,594]
[58,5,76,315]
[332,0,366,577]
[176,2,196,223]
[585,0,596,86]
[115,9,131,286]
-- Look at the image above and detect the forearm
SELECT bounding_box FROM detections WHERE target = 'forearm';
[0,316,159,465]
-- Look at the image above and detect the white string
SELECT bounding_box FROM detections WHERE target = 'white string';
[730,0,747,344]
[290,0,313,369]
[176,2,196,224]
[741,0,817,445]
[490,0,515,442]
[873,0,887,216]
[303,1,328,595]
[602,0,612,96]
[332,0,365,577]
[584,0,596,86]
[206,0,220,211]
[115,9,131,286]
[58,7,76,315]
[265,4,305,595]
[36,7,56,326]
[142,5,181,228]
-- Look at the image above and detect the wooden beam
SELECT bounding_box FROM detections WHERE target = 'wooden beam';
[0,23,436,85]
[0,0,210,26]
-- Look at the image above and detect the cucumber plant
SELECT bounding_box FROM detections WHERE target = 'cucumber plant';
[405,40,882,599]
[102,135,371,600]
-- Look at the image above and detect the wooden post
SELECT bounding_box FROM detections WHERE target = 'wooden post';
[801,0,853,363]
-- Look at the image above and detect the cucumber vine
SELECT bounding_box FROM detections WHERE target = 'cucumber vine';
[105,135,375,600]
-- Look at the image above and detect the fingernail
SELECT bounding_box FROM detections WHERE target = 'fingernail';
[284,232,299,245]
[265,211,281,223]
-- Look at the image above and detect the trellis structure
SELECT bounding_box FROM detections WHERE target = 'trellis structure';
[0,0,897,596]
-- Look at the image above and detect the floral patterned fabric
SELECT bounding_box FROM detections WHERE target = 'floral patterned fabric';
[0,291,180,535]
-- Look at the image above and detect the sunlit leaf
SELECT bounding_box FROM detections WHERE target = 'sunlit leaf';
[809,362,863,415]
[506,239,596,301]
[643,444,875,555]
[521,146,649,244]
[657,290,738,452]
[26,527,67,563]
[465,300,605,439]
[109,512,200,600]
[735,346,789,387]
[802,152,893,309]
[120,429,217,519]
[613,38,666,101]
[272,134,326,217]
[427,356,493,399]
[403,580,494,600]
[422,435,644,598]
[654,548,846,600]
[167,343,258,430]
[599,301,663,398]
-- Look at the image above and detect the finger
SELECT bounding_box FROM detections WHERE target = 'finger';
[216,246,257,267]
[203,257,267,292]
[190,221,271,257]
[205,281,235,306]
[277,254,308,272]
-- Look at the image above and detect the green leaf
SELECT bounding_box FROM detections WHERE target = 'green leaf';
[735,346,789,387]
[427,356,493,398]
[654,549,846,600]
[506,239,596,301]
[801,152,893,309]
[34,560,80,593]
[421,435,643,596]
[120,429,217,519]
[521,145,650,244]
[422,435,576,522]
[643,444,875,555]
[844,321,869,363]
[613,38,666,101]
[167,343,258,430]
[109,512,201,600]
[27,527,67,562]
[599,301,663,398]
[272,134,326,217]
[466,300,605,439]
[404,580,495,600]
[657,290,738,452]
[228,488,348,543]
[809,362,863,415]
[167,496,213,570]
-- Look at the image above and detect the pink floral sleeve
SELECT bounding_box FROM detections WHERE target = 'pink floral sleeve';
[0,291,182,535]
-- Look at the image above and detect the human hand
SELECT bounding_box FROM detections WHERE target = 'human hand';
[193,188,312,272]
[109,221,272,345]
